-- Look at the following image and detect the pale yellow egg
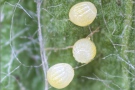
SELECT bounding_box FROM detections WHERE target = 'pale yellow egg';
[47,63,74,89]
[72,38,96,63]
[69,2,97,26]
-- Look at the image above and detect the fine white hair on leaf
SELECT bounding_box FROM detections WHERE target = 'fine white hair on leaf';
[108,37,118,51]
[103,70,134,89]
[111,20,117,36]
[0,13,4,22]
[5,0,22,88]
[16,4,32,18]
[47,4,62,8]
[4,28,30,46]
[123,67,135,77]
[99,0,110,33]
[82,76,110,83]
[74,63,87,69]
[2,2,32,18]
[1,0,44,87]
[124,50,135,53]
[0,65,21,83]
[102,54,135,71]
[42,8,54,17]
[82,74,114,90]
[102,54,117,60]
[103,71,126,79]
[119,23,134,39]
[118,56,135,70]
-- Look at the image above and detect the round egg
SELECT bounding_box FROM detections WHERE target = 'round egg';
[47,63,74,89]
[72,38,96,63]
[69,2,97,26]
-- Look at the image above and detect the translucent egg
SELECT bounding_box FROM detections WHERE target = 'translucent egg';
[69,2,97,26]
[47,63,74,89]
[72,38,96,63]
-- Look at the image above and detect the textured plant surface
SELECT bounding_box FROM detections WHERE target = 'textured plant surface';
[1,0,135,90]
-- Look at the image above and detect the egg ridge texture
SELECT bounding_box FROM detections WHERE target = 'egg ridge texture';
[73,38,96,63]
[47,63,74,89]
[69,1,97,26]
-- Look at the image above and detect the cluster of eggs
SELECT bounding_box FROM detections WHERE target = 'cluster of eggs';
[47,1,97,89]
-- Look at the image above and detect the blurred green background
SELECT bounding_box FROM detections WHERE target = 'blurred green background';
[1,0,135,90]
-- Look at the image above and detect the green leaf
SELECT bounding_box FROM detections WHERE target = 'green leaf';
[1,0,135,90]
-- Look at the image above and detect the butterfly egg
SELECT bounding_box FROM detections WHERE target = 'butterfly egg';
[72,38,96,63]
[47,63,74,89]
[69,2,97,27]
